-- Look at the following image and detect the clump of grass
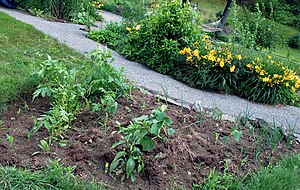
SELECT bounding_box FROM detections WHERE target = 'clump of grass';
[0,164,105,190]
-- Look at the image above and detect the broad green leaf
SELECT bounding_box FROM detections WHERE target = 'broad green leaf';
[140,136,154,151]
[109,159,121,173]
[111,139,126,148]
[231,130,243,142]
[150,124,160,136]
[113,151,127,161]
[161,104,167,112]
[167,128,175,136]
[126,158,135,177]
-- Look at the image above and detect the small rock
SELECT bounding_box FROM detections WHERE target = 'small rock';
[188,171,192,175]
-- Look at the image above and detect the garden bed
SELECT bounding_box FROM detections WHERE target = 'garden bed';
[1,89,299,189]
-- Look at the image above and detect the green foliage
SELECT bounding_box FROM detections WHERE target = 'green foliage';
[110,105,174,181]
[17,0,103,21]
[100,0,150,21]
[120,0,200,74]
[230,2,281,51]
[242,154,300,190]
[193,161,241,190]
[0,164,105,190]
[31,47,129,148]
[17,0,81,19]
[88,29,118,45]
[288,33,300,49]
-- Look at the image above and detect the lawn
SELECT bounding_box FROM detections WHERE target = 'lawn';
[0,12,88,112]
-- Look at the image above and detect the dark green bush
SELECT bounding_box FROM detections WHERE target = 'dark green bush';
[120,0,200,74]
[288,33,300,49]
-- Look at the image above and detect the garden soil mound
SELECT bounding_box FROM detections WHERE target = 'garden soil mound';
[1,89,299,189]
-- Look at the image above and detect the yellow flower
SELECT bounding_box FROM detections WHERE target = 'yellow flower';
[126,27,131,31]
[273,74,279,78]
[208,54,216,61]
[187,56,193,62]
[192,49,199,57]
[267,55,272,59]
[227,53,232,60]
[262,77,269,82]
[236,55,242,60]
[286,83,289,87]
[259,70,265,76]
[230,65,235,72]
[220,60,225,67]
[246,64,252,69]
[295,82,299,88]
[291,86,296,92]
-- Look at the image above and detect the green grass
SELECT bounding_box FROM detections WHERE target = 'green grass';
[242,154,300,190]
[194,154,300,190]
[0,12,87,112]
[0,165,105,190]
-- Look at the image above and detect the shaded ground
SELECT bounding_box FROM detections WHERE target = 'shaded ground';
[1,89,299,189]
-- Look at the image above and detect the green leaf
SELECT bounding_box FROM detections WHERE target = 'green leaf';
[140,136,154,151]
[150,123,160,136]
[113,151,127,161]
[126,158,135,177]
[231,130,243,142]
[111,139,126,148]
[109,159,121,173]
[161,104,167,112]
[130,174,137,182]
[167,128,175,136]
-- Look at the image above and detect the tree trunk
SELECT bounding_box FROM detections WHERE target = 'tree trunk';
[216,0,234,37]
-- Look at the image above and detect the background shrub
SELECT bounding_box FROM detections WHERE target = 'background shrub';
[17,0,80,19]
[288,33,300,49]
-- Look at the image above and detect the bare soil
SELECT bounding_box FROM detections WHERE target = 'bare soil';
[0,89,299,190]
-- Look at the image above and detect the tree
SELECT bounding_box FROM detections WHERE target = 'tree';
[216,0,234,37]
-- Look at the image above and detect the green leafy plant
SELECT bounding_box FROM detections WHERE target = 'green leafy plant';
[110,105,174,181]
[5,134,14,151]
[31,47,129,147]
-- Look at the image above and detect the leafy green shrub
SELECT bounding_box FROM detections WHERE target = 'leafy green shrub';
[88,30,118,45]
[288,33,300,49]
[110,105,174,181]
[119,0,200,74]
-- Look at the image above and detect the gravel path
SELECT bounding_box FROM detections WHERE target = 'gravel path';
[1,7,299,139]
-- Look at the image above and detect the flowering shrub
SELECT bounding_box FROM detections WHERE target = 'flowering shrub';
[179,35,300,105]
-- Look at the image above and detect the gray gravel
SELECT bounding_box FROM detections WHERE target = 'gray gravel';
[1,7,299,139]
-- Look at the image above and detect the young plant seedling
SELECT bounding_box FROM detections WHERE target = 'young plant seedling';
[5,134,14,151]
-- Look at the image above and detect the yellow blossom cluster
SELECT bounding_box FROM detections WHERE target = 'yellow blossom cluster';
[92,1,104,9]
[245,57,300,92]
[179,36,299,93]
[126,24,141,32]
[179,39,236,73]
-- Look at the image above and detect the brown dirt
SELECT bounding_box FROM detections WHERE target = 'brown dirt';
[0,89,299,190]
